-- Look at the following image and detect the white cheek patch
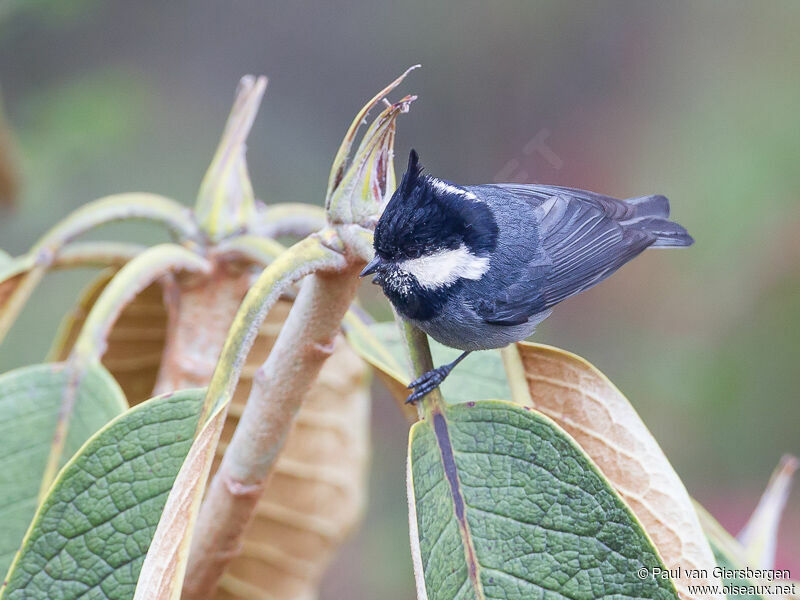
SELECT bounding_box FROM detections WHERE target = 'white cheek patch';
[398,245,490,290]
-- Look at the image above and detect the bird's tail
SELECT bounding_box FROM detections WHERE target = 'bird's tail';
[625,194,694,247]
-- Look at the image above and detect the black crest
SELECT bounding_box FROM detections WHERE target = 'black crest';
[374,149,498,261]
[399,148,424,196]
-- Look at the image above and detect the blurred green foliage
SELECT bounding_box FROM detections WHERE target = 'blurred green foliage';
[0,0,100,27]
[16,71,151,210]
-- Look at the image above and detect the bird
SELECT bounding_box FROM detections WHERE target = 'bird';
[361,149,693,404]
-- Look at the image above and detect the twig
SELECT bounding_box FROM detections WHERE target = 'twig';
[397,318,444,420]
[500,344,534,408]
[182,238,356,600]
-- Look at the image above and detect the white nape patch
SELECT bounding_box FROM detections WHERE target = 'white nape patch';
[398,244,490,289]
[429,177,482,202]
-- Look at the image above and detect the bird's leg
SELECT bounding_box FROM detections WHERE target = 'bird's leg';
[406,351,472,404]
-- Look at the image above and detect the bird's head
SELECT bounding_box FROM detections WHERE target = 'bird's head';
[360,150,499,308]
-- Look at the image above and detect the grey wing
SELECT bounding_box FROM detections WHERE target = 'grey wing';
[474,184,678,325]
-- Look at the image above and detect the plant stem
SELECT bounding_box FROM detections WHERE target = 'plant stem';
[1,197,197,345]
[500,344,534,408]
[254,203,327,239]
[398,319,444,420]
[195,234,346,425]
[52,241,146,269]
[183,258,364,600]
[214,235,286,267]
[31,193,197,258]
[0,265,46,344]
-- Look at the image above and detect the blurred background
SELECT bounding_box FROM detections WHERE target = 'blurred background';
[0,1,798,596]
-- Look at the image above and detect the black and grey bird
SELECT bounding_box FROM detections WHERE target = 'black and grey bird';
[361,150,693,403]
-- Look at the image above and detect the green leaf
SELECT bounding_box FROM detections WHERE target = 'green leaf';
[0,362,126,576]
[195,75,264,243]
[132,406,224,600]
[355,322,724,597]
[326,66,417,204]
[346,322,511,404]
[408,400,680,600]
[325,69,416,226]
[0,388,205,600]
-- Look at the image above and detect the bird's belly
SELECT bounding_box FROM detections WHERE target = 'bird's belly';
[411,304,542,351]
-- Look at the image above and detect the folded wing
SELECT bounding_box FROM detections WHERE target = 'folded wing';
[475,185,692,326]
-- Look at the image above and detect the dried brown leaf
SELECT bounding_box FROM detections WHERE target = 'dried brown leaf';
[0,104,19,208]
[0,257,39,343]
[0,272,23,313]
[50,253,370,599]
[516,342,723,600]
[136,258,369,599]
[48,271,169,405]
[152,264,254,395]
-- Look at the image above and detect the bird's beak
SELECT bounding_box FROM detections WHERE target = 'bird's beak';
[360,255,383,277]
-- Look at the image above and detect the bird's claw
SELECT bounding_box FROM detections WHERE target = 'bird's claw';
[405,366,449,404]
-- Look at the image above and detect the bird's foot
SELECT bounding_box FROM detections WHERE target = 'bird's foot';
[406,365,451,405]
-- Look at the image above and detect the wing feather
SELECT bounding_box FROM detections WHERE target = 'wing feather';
[475,184,664,325]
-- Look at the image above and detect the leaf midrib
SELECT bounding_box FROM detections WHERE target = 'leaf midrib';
[430,410,485,600]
